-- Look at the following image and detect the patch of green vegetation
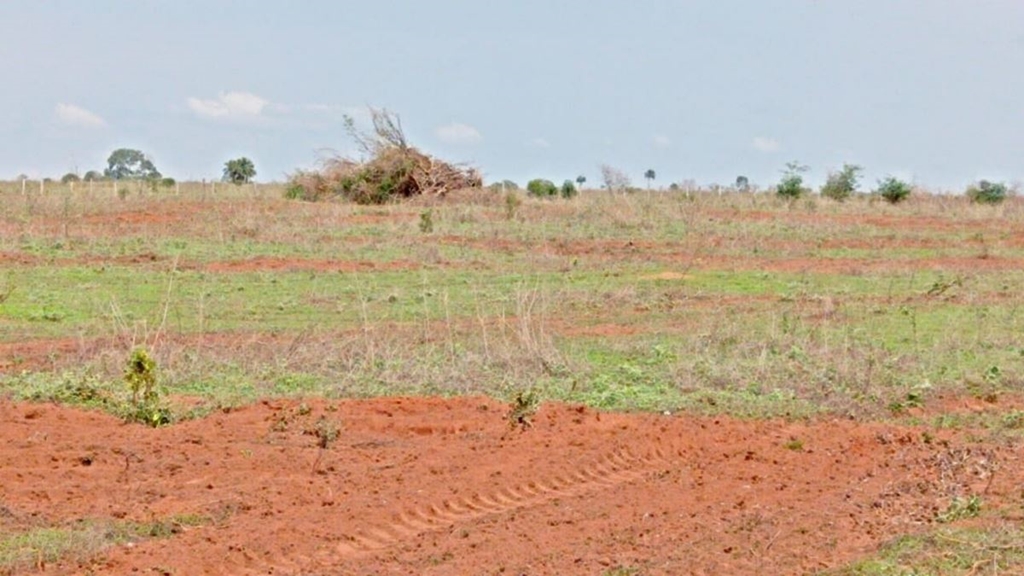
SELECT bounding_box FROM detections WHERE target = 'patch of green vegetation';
[0,515,209,574]
[822,525,1024,576]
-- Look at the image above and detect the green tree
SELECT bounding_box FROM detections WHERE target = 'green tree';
[526,178,558,198]
[104,148,160,181]
[560,180,578,199]
[575,175,586,189]
[223,157,257,185]
[644,169,656,189]
[776,161,809,200]
[876,176,912,204]
[83,170,103,182]
[821,163,863,201]
[735,175,750,192]
[966,180,1008,205]
[60,172,80,184]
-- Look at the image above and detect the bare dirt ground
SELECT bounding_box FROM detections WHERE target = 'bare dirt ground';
[2,397,1020,575]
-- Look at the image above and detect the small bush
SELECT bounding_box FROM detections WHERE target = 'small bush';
[83,170,103,182]
[560,180,578,199]
[776,161,809,200]
[821,164,862,201]
[526,178,558,198]
[160,177,176,188]
[777,175,805,199]
[966,180,1008,205]
[876,176,912,204]
[123,348,170,427]
[60,173,80,184]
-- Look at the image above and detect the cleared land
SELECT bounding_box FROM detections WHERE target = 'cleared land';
[1,183,1024,574]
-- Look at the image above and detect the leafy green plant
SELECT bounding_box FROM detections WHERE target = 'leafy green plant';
[966,180,1008,205]
[821,164,863,201]
[937,495,982,523]
[123,348,170,427]
[875,176,912,204]
[60,173,80,184]
[526,178,558,198]
[776,161,809,199]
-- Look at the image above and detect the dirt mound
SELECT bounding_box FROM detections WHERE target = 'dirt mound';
[1,397,1020,575]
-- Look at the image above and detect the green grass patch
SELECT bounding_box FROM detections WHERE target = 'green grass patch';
[822,525,1024,575]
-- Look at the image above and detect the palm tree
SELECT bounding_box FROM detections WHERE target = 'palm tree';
[644,169,656,190]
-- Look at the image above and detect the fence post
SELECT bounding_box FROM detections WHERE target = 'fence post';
[39,179,44,195]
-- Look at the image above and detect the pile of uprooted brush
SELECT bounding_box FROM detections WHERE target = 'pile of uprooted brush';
[286,108,482,204]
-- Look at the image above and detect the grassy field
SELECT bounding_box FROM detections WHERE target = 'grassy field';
[2,182,1023,419]
[2,182,1024,573]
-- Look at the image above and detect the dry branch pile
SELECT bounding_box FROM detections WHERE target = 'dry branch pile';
[287,108,481,204]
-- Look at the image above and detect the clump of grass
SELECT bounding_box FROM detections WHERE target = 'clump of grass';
[504,190,521,219]
[937,495,983,524]
[825,525,1024,575]
[507,389,539,431]
[0,516,210,574]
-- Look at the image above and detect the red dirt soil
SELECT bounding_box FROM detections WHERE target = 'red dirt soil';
[2,397,1021,575]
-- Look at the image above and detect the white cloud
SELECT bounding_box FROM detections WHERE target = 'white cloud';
[54,103,106,128]
[435,122,482,145]
[531,137,551,149]
[187,91,268,119]
[752,136,780,153]
[654,135,672,148]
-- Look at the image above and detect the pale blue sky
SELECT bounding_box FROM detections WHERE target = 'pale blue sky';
[1,1,1021,188]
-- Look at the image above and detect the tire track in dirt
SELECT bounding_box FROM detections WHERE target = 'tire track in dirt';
[317,442,680,564]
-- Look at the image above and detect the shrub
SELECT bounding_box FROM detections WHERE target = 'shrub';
[966,180,1008,205]
[560,180,578,199]
[776,162,809,200]
[123,348,170,427]
[60,173,80,184]
[820,164,862,201]
[526,178,558,198]
[83,170,103,182]
[160,177,176,188]
[876,176,912,204]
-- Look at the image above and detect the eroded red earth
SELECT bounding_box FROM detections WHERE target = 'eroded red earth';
[2,397,1021,575]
